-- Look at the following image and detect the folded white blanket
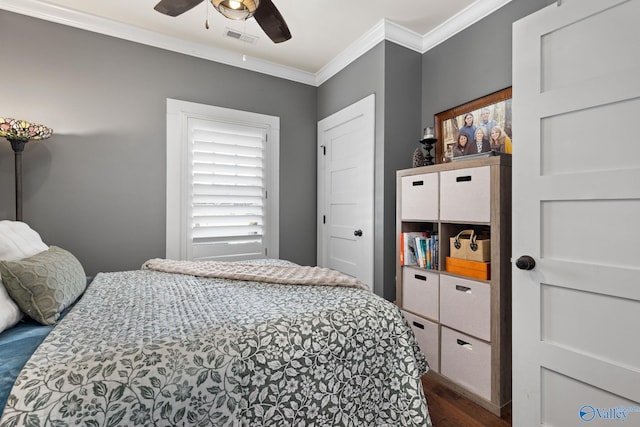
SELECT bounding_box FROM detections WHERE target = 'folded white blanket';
[142,258,369,290]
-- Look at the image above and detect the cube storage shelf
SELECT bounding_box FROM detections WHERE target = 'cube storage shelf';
[396,155,512,416]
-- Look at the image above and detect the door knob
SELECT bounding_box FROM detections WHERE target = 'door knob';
[515,255,536,270]
[354,229,363,237]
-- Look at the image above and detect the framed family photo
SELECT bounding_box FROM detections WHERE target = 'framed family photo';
[434,87,512,163]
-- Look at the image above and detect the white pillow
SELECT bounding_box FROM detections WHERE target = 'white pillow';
[0,221,49,333]
[0,280,22,332]
[0,220,49,261]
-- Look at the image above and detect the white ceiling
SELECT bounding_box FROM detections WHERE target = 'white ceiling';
[1,0,513,85]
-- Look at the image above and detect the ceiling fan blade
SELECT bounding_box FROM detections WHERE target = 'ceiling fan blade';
[253,0,291,43]
[154,0,204,17]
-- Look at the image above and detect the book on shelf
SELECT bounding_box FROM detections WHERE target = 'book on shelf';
[400,231,429,266]
[400,231,438,269]
[431,234,438,270]
[418,233,438,269]
[417,236,429,269]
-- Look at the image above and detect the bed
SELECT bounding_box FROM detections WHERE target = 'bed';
[0,227,432,426]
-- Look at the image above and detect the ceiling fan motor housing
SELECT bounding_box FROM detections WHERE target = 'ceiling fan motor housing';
[154,0,290,43]
[212,0,260,20]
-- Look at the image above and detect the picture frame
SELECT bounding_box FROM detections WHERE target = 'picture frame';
[434,87,512,163]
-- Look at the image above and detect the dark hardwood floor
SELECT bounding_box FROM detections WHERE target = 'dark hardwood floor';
[422,375,511,427]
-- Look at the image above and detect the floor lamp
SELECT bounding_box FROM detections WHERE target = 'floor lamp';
[0,118,53,221]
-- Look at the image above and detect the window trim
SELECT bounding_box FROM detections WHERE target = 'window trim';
[166,98,279,260]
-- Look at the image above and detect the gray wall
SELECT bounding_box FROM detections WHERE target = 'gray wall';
[0,11,317,276]
[382,44,422,300]
[421,0,556,125]
[317,41,422,300]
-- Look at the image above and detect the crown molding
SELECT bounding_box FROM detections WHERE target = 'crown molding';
[314,19,386,86]
[313,19,424,86]
[314,0,513,85]
[384,19,424,52]
[0,0,513,87]
[421,0,514,52]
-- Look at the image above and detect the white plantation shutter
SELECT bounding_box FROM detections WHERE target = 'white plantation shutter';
[188,118,267,260]
[166,99,279,262]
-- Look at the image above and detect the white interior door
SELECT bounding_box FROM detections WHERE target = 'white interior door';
[317,94,374,289]
[512,1,640,426]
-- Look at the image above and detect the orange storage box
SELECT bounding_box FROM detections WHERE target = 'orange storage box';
[445,257,491,280]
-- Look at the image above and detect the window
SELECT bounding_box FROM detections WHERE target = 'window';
[166,99,279,261]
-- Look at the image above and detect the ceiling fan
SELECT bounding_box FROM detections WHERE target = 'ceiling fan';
[154,0,292,43]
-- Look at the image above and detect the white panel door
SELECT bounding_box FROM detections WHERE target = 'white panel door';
[512,1,640,426]
[317,95,374,289]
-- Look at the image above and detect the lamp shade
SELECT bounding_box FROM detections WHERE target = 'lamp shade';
[0,117,53,142]
[211,0,260,20]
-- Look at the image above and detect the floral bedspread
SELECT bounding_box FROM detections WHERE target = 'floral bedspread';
[0,260,431,426]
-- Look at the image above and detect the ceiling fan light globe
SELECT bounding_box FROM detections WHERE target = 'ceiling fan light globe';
[211,0,260,20]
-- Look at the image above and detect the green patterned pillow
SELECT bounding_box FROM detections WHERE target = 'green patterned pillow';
[0,246,86,325]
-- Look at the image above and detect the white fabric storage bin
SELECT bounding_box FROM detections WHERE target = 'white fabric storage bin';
[402,267,439,321]
[440,275,491,341]
[402,310,440,373]
[439,166,490,222]
[401,173,438,220]
[441,326,491,400]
